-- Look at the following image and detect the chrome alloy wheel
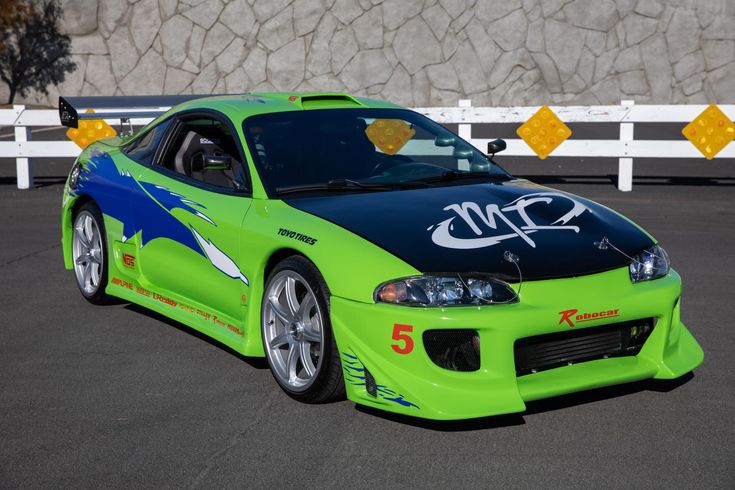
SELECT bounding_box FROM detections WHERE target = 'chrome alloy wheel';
[72,211,104,295]
[263,270,325,392]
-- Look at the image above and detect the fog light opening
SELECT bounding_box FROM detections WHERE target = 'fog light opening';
[423,329,480,372]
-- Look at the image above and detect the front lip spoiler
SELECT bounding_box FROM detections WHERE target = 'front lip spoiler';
[330,267,702,420]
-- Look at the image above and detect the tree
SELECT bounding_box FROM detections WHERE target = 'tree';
[0,0,75,104]
[0,1,30,48]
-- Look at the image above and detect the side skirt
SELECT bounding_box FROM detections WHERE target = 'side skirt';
[106,277,252,356]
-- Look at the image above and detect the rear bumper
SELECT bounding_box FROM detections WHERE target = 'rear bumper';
[330,267,703,420]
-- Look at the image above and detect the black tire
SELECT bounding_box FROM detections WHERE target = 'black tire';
[72,201,113,305]
[261,256,345,403]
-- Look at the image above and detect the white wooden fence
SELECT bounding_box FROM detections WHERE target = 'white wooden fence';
[1,100,734,191]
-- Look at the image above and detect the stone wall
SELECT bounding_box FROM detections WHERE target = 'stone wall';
[5,0,735,107]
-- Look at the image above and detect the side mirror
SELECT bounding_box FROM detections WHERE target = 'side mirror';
[203,154,231,171]
[487,138,506,157]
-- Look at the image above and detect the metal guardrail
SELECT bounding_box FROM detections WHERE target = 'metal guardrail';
[1,100,734,191]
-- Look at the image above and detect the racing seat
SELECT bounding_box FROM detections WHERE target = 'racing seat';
[173,129,242,188]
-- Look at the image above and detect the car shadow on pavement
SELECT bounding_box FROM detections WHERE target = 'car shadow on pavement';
[123,303,269,370]
[523,372,695,415]
[354,373,695,432]
[122,300,696,430]
[354,405,527,431]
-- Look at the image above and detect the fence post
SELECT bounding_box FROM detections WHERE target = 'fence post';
[13,104,33,189]
[618,100,635,192]
[458,99,471,171]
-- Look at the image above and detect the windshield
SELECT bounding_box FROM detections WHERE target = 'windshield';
[242,108,510,196]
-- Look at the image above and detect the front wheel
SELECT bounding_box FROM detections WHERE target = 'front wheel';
[261,256,344,403]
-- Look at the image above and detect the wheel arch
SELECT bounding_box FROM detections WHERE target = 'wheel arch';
[242,247,328,357]
[263,247,306,285]
[70,194,95,218]
[262,247,332,298]
[62,193,95,270]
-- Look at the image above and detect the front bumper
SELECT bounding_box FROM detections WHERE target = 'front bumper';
[330,266,703,420]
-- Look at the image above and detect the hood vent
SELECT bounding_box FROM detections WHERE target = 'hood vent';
[299,94,364,109]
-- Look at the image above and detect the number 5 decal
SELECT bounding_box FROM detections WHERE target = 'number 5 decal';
[391,324,414,354]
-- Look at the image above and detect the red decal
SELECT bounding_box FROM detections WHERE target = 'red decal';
[558,309,579,327]
[391,324,414,354]
[121,278,245,334]
[111,277,133,290]
[288,95,298,102]
[122,253,135,268]
[153,292,177,307]
[559,308,620,327]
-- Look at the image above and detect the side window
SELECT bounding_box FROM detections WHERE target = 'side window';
[159,116,247,191]
[121,118,172,165]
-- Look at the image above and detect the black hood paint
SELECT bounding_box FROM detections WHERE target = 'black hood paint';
[285,181,654,280]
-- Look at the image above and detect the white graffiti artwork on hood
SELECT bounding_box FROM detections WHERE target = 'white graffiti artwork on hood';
[428,192,589,249]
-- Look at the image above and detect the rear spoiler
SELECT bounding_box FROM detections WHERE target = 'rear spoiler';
[58,95,217,128]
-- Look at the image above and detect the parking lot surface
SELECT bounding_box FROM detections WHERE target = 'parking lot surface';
[0,158,733,488]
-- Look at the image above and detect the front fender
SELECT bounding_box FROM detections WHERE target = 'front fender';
[238,199,418,356]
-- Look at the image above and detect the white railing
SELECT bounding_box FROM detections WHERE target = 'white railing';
[418,99,735,191]
[2,101,734,191]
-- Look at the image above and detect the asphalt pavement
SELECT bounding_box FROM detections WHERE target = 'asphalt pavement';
[0,157,733,488]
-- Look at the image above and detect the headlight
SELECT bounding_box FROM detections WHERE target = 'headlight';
[375,274,518,307]
[629,244,670,283]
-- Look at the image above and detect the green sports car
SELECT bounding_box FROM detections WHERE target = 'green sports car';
[59,93,703,420]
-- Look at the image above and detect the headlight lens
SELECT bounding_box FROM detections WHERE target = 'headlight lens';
[629,244,670,283]
[375,274,518,306]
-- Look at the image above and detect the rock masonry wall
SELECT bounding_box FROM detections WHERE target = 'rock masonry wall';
[6,0,735,106]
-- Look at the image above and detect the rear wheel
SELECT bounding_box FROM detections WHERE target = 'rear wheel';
[72,202,111,304]
[261,256,344,403]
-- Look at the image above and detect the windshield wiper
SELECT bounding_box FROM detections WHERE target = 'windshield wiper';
[276,179,395,195]
[405,170,511,185]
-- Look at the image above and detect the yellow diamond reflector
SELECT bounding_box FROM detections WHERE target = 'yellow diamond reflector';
[66,108,117,149]
[365,118,415,155]
[682,104,735,160]
[516,105,571,160]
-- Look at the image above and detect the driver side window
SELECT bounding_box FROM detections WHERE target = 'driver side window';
[159,116,247,191]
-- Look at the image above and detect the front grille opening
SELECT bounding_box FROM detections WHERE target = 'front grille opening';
[423,329,480,371]
[515,318,654,376]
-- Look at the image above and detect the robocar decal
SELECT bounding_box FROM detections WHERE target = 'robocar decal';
[558,308,621,327]
[341,352,419,409]
[73,151,249,285]
[429,192,588,250]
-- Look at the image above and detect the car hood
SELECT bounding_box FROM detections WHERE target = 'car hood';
[284,180,654,281]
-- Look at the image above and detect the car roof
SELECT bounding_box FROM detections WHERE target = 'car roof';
[170,92,405,121]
